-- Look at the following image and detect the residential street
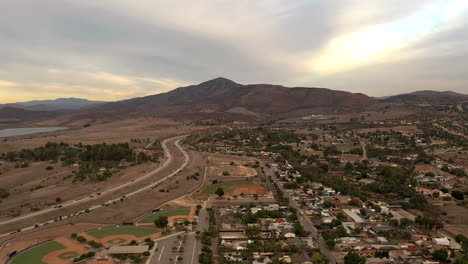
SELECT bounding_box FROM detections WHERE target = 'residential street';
[266,165,341,264]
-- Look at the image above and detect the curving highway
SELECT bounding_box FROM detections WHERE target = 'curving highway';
[0,135,190,238]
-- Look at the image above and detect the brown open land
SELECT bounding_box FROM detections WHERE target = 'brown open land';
[0,120,212,263]
[208,164,257,177]
[0,117,200,152]
[444,225,468,237]
[206,153,258,178]
[355,125,421,136]
[232,186,268,196]
[1,147,205,263]
[438,204,468,225]
[0,161,153,220]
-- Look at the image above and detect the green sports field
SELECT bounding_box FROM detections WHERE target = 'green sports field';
[138,208,191,223]
[11,241,66,264]
[201,181,259,195]
[86,226,160,239]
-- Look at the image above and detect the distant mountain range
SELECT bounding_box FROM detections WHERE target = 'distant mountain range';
[1,98,106,111]
[1,78,466,123]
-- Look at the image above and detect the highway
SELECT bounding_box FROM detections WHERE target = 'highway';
[265,165,341,264]
[0,135,190,238]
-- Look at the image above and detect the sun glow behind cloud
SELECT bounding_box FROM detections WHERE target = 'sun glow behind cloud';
[1,0,468,102]
[309,1,468,74]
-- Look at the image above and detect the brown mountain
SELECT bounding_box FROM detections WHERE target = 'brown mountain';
[0,106,58,122]
[68,77,376,121]
[383,90,468,104]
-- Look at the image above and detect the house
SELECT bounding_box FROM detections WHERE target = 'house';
[279,228,296,238]
[343,209,365,223]
[371,224,395,234]
[432,237,450,246]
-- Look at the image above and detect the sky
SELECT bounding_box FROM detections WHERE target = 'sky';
[1,0,468,103]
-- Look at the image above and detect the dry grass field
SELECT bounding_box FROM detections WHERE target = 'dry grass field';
[0,120,212,263]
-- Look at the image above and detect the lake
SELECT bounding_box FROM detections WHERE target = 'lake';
[0,127,68,138]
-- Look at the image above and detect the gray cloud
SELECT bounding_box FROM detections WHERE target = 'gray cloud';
[0,0,467,103]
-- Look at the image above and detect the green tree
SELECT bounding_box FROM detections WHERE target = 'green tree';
[433,248,448,262]
[452,190,464,200]
[399,218,413,228]
[344,251,366,264]
[215,187,225,197]
[389,219,399,227]
[154,216,169,227]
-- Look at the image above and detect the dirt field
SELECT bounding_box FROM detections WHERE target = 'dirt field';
[232,186,268,196]
[207,164,257,177]
[0,162,153,219]
[206,154,258,178]
[0,117,203,153]
[0,118,209,220]
[444,225,468,237]
[438,204,468,225]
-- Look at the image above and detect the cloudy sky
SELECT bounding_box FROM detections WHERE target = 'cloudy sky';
[1,0,467,103]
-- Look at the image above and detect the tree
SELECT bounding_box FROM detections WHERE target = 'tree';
[154,216,169,227]
[433,248,448,262]
[323,201,335,208]
[371,205,381,212]
[348,199,360,207]
[344,251,366,264]
[359,208,367,216]
[215,187,224,197]
[293,222,309,236]
[455,234,467,243]
[246,226,261,238]
[399,218,413,228]
[312,251,329,264]
[336,212,347,222]
[452,190,464,200]
[389,219,399,227]
[76,236,87,243]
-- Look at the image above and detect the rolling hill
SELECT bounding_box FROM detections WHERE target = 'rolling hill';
[383,90,468,104]
[2,98,106,111]
[67,77,376,121]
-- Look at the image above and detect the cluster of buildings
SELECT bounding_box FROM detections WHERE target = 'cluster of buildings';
[217,204,315,264]
[270,162,463,264]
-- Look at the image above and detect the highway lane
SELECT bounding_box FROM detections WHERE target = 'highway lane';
[0,135,190,238]
[265,165,341,264]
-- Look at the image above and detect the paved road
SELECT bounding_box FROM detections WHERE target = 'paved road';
[266,166,341,264]
[0,135,190,238]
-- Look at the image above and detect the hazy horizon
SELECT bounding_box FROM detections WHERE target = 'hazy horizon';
[2,77,468,105]
[1,0,468,103]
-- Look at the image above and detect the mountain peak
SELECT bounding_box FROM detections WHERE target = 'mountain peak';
[198,77,240,87]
